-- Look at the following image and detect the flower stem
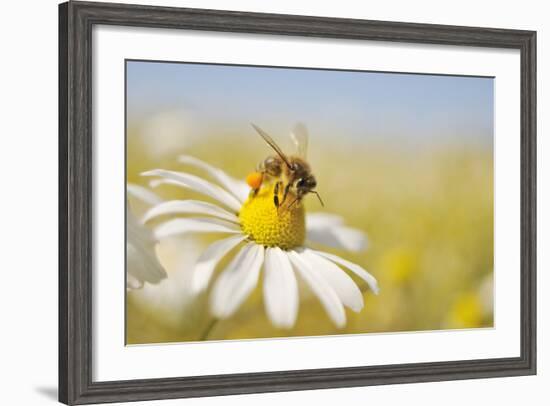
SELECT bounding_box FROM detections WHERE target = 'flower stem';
[199,317,219,341]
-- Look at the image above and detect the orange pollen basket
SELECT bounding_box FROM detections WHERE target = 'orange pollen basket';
[246,172,263,189]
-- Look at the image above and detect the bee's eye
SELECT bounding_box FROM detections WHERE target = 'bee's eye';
[297,178,305,187]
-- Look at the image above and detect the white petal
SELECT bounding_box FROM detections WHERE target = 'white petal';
[127,244,148,282]
[142,169,242,212]
[127,183,162,206]
[126,206,167,287]
[126,273,144,290]
[263,248,299,329]
[126,239,166,287]
[306,213,344,227]
[192,235,247,293]
[178,155,250,203]
[313,250,379,295]
[153,217,241,240]
[143,200,239,224]
[287,250,346,328]
[302,249,363,312]
[307,226,367,253]
[210,243,264,318]
[306,213,367,252]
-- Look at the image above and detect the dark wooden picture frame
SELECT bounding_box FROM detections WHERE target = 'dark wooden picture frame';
[59,1,537,404]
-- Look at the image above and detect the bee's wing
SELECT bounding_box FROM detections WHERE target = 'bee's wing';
[290,122,309,159]
[251,123,292,169]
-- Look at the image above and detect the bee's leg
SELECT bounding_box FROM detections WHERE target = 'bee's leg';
[273,181,282,209]
[254,171,267,196]
[285,196,300,212]
[281,182,292,208]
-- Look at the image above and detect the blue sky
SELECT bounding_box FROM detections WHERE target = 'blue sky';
[127,60,494,146]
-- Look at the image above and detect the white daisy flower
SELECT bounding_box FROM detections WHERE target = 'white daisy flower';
[142,155,379,329]
[128,184,206,331]
[126,184,167,289]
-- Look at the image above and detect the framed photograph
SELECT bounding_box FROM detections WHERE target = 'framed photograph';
[59,1,536,404]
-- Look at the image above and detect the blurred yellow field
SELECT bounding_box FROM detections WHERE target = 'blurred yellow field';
[126,130,493,343]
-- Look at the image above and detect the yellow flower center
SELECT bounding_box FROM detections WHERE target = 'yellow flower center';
[239,183,305,250]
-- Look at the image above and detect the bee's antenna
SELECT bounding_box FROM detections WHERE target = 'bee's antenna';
[311,191,325,207]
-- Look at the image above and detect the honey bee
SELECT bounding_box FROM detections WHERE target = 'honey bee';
[246,123,324,211]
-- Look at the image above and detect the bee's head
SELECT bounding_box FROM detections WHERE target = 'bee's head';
[297,175,317,192]
[297,175,323,207]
